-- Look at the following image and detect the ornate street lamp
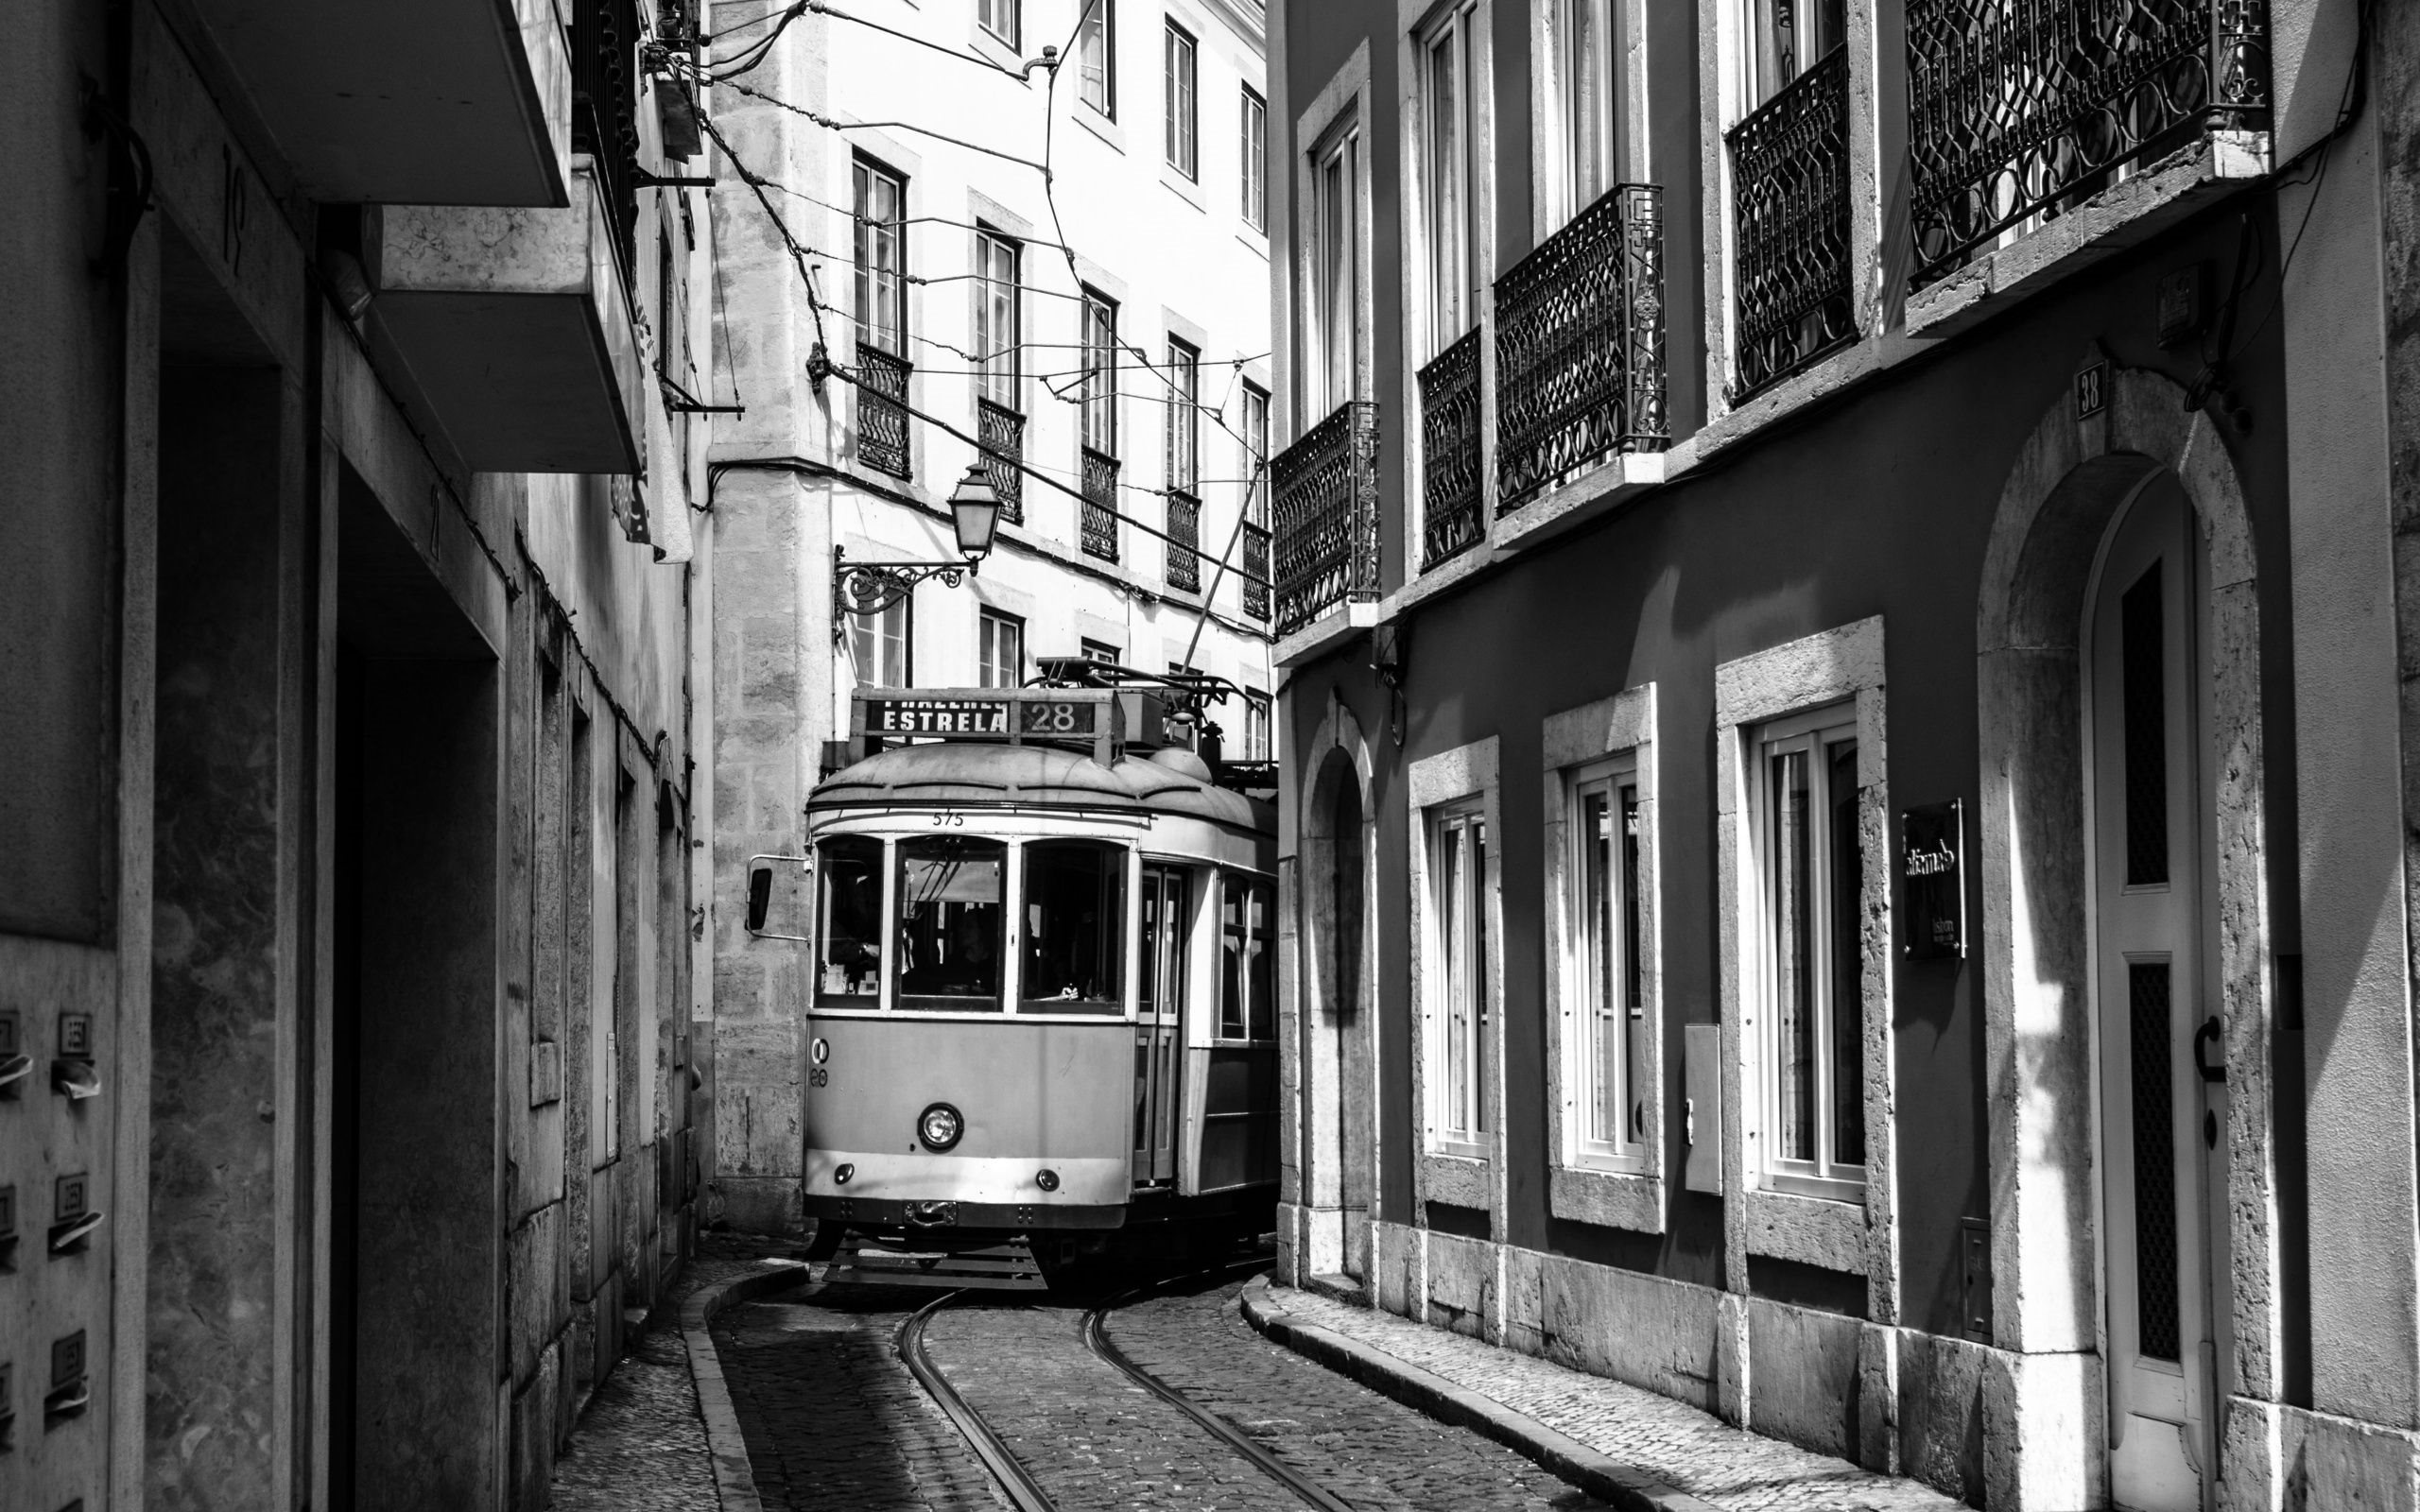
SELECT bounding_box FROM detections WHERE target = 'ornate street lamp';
[834,465,1004,615]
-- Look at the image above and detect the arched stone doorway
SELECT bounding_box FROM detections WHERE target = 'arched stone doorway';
[1974,355,2277,1509]
[1294,696,1378,1282]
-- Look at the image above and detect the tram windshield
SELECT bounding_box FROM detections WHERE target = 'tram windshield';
[1022,841,1126,1013]
[815,837,884,1006]
[895,838,1008,1011]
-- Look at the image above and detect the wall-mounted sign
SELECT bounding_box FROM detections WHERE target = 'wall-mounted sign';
[1900,799,1965,960]
[2075,360,2108,420]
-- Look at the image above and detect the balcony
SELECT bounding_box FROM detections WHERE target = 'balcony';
[1241,523,1270,622]
[372,161,642,472]
[978,400,1025,524]
[1417,329,1483,569]
[1727,47,1856,403]
[1908,0,2270,291]
[1081,447,1121,561]
[1166,490,1201,593]
[185,0,570,205]
[856,348,912,480]
[1493,183,1668,519]
[1271,400,1381,638]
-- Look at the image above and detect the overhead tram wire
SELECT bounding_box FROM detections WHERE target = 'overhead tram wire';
[693,111,1274,591]
[688,6,1279,606]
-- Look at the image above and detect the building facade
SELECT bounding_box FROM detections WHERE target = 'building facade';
[3,0,718,1506]
[1263,0,2415,1506]
[707,0,1277,1230]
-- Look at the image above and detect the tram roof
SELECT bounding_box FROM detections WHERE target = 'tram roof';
[808,742,1274,835]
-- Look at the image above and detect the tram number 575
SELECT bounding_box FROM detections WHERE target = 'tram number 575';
[929,810,964,827]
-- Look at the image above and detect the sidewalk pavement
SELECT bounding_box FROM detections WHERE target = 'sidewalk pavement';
[551,1232,809,1512]
[1242,1279,1968,1512]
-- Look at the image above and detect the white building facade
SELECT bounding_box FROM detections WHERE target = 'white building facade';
[708,0,1275,1229]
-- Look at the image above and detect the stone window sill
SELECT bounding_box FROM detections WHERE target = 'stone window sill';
[1422,1152,1489,1210]
[1547,1164,1665,1234]
[1745,1185,1865,1274]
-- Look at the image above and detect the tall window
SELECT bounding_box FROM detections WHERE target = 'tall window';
[1308,123,1362,419]
[1572,759,1646,1164]
[1166,337,1200,492]
[1080,289,1118,455]
[1743,0,1844,107]
[1555,0,1632,222]
[849,598,911,687]
[975,229,1021,409]
[853,157,908,355]
[1078,0,1115,117]
[1429,801,1489,1148]
[979,0,1019,49]
[1164,21,1199,178]
[978,609,1025,688]
[1240,87,1268,230]
[1244,693,1271,760]
[1420,4,1481,352]
[1241,381,1270,523]
[1219,874,1275,1040]
[1755,705,1864,1196]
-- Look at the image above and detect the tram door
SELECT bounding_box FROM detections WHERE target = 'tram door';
[1136,865,1189,1185]
[2089,480,2225,1511]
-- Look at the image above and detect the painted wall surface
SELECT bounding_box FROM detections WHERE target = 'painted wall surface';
[1278,198,2300,1353]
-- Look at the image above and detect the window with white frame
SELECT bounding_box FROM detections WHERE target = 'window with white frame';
[1164,20,1199,178]
[849,597,911,687]
[1079,637,1120,664]
[1240,87,1268,229]
[1080,288,1118,455]
[1571,756,1648,1167]
[1742,0,1844,108]
[1427,800,1490,1150]
[1240,381,1270,523]
[1307,120,1362,421]
[974,229,1021,411]
[1244,693,1270,760]
[1166,336,1200,493]
[1552,0,1636,225]
[979,0,1020,49]
[852,157,908,354]
[1418,1,1481,356]
[1753,702,1865,1198]
[978,609,1025,688]
[1078,0,1115,117]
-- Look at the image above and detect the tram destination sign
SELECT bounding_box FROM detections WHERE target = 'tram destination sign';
[858,692,1101,740]
[1899,799,1965,960]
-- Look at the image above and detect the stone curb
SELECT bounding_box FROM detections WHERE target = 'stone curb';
[681,1260,814,1512]
[1239,1277,1728,1512]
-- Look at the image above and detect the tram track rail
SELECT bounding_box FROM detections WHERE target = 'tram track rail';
[894,1264,1356,1512]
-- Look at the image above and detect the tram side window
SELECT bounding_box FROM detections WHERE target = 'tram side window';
[895,837,1008,1011]
[1023,841,1126,1013]
[1219,875,1274,1040]
[816,837,885,1005]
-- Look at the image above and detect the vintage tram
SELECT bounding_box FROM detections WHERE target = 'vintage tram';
[748,666,1280,1279]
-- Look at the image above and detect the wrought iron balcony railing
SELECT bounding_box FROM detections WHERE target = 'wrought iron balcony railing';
[1166,489,1201,593]
[1080,446,1120,561]
[1909,0,2270,290]
[1241,522,1270,622]
[1417,328,1484,568]
[856,346,912,479]
[1728,48,1856,403]
[1271,400,1381,638]
[978,399,1024,524]
[1493,182,1668,520]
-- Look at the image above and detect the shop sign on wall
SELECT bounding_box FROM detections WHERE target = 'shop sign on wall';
[1900,799,1965,959]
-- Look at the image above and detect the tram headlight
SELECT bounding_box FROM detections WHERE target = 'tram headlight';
[917,1102,964,1152]
[833,1162,855,1185]
[1035,1169,1060,1192]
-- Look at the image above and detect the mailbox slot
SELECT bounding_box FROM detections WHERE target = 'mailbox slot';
[44,1332,88,1422]
[0,1010,26,1095]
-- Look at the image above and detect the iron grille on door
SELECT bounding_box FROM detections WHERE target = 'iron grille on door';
[1418,328,1483,568]
[1270,400,1381,637]
[1080,446,1119,561]
[1166,490,1201,592]
[978,399,1024,524]
[1241,523,1270,621]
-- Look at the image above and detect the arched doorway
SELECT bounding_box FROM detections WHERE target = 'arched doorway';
[1299,708,1377,1281]
[1973,357,2277,1510]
